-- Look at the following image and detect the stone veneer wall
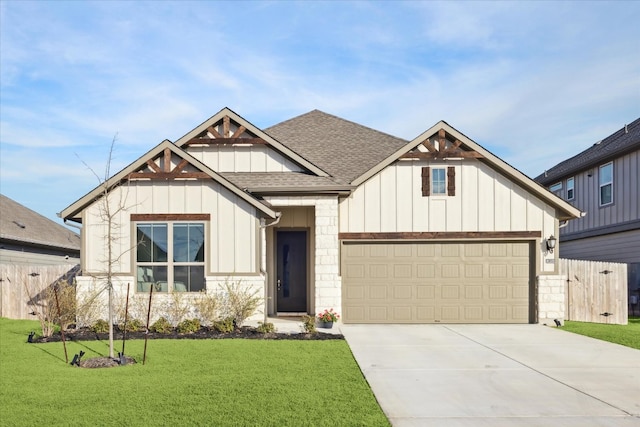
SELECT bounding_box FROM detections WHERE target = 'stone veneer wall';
[265,196,342,317]
[537,274,567,325]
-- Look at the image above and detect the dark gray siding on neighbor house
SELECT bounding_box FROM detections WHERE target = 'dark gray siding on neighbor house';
[559,229,640,264]
[550,149,640,237]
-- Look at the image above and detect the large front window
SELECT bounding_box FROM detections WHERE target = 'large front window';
[136,222,205,292]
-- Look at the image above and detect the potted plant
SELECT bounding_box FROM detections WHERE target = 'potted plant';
[317,308,340,329]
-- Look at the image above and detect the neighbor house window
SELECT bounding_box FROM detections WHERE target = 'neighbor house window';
[566,177,575,200]
[599,162,613,206]
[136,222,205,292]
[549,182,562,193]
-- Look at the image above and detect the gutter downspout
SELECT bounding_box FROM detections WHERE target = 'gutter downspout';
[259,213,282,324]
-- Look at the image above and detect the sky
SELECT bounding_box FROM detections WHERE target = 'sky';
[1,0,639,226]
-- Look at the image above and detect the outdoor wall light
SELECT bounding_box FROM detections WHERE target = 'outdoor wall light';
[546,235,557,253]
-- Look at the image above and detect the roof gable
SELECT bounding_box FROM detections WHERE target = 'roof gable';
[174,107,329,178]
[265,110,408,184]
[60,140,277,221]
[353,121,582,221]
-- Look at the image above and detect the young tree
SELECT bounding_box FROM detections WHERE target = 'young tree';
[81,136,137,358]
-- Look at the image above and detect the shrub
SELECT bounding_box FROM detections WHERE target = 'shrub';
[256,322,276,334]
[150,317,172,334]
[301,315,316,334]
[219,281,262,327]
[213,317,235,333]
[193,291,220,326]
[122,318,144,332]
[164,292,190,325]
[90,319,109,333]
[177,318,201,334]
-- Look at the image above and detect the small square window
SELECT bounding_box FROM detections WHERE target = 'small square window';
[550,182,562,193]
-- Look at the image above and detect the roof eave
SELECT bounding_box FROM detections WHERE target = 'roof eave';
[59,140,278,221]
[174,107,331,178]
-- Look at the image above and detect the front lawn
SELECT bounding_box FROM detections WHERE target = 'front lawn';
[0,318,389,426]
[561,316,640,350]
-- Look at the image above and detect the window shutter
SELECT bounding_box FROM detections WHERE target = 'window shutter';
[447,167,455,196]
[422,167,430,196]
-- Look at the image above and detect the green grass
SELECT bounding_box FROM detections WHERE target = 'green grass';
[0,318,389,427]
[561,316,640,350]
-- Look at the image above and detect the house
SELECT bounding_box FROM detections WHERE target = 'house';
[60,108,581,325]
[1,194,80,265]
[1,194,80,319]
[535,118,640,310]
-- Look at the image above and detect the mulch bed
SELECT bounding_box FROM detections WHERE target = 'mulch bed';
[31,326,343,344]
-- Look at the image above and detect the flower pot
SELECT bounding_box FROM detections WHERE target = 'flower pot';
[319,321,333,329]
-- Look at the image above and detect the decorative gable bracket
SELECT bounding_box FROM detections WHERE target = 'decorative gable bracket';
[402,129,484,160]
[183,115,267,146]
[127,148,210,181]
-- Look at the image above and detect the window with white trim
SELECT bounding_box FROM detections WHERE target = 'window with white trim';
[549,182,562,193]
[431,168,446,195]
[566,177,575,200]
[136,222,205,292]
[599,162,613,206]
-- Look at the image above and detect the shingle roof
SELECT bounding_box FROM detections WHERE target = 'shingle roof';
[220,172,350,192]
[535,118,640,185]
[1,194,80,251]
[265,110,408,184]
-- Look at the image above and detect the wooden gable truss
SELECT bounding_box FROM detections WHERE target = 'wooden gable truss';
[401,129,484,160]
[182,114,268,147]
[127,148,210,181]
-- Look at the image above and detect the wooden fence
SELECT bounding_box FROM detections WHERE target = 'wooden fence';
[560,258,628,325]
[0,264,79,320]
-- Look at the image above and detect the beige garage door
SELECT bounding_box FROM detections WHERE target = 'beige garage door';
[341,241,533,324]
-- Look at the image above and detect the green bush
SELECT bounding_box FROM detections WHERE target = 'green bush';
[150,317,173,334]
[122,318,144,332]
[301,315,316,334]
[177,318,201,334]
[90,319,109,333]
[213,317,235,333]
[256,322,276,333]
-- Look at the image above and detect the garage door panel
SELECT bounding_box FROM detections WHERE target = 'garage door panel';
[342,241,533,324]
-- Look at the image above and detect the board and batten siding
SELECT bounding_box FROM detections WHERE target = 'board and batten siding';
[560,229,640,265]
[557,149,640,235]
[339,160,556,271]
[82,180,259,276]
[186,145,305,173]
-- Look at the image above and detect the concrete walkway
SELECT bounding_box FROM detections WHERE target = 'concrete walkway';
[341,324,640,427]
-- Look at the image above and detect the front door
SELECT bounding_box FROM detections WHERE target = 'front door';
[276,230,307,312]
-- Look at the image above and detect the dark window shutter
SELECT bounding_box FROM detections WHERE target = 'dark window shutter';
[422,167,430,196]
[447,167,455,196]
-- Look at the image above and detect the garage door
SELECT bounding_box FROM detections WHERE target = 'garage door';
[341,241,533,324]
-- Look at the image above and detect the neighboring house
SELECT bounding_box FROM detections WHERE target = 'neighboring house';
[535,118,640,309]
[60,108,581,325]
[1,194,80,265]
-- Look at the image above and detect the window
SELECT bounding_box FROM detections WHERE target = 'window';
[599,162,613,206]
[566,177,575,200]
[422,166,455,196]
[549,182,562,193]
[136,222,205,292]
[431,168,446,195]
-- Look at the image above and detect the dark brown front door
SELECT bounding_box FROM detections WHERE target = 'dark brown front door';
[276,230,307,312]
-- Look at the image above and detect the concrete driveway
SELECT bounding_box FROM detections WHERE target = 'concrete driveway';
[341,324,640,427]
